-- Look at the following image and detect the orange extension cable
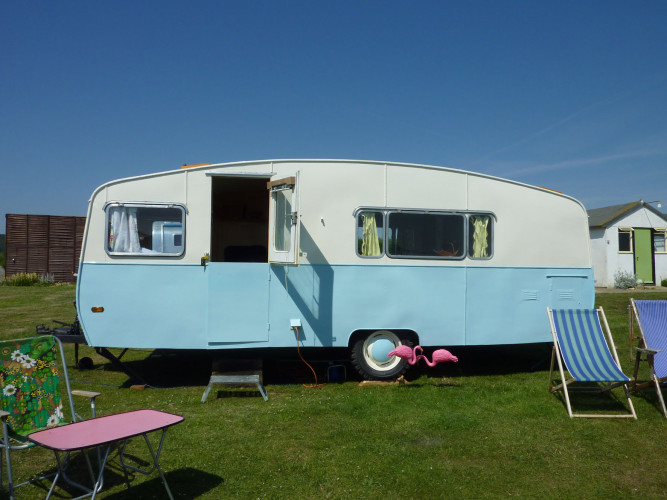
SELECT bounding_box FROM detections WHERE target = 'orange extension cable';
[294,326,326,388]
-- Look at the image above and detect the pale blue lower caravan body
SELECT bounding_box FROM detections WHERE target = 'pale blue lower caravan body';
[76,263,594,349]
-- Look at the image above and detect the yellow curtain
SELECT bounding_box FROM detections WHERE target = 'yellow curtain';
[361,214,381,256]
[472,216,489,258]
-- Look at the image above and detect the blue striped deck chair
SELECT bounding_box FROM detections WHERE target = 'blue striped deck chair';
[546,308,636,419]
[629,299,667,417]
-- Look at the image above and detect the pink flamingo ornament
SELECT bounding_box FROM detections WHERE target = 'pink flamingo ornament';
[420,348,458,367]
[387,345,423,365]
[388,345,458,367]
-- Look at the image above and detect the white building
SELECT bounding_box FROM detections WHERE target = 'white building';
[588,200,667,288]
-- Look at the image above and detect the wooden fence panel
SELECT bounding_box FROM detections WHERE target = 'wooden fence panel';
[5,214,86,283]
[5,214,28,276]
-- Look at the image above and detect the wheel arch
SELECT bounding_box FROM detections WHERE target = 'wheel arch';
[347,329,419,349]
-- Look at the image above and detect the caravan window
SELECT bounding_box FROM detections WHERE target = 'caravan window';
[387,212,465,259]
[468,214,493,259]
[273,188,293,253]
[355,209,494,260]
[357,211,384,257]
[106,203,185,256]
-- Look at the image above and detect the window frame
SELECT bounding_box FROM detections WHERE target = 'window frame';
[267,174,299,265]
[104,202,187,258]
[355,210,385,259]
[654,228,667,254]
[618,227,633,254]
[354,207,495,261]
[468,213,494,260]
[386,210,466,261]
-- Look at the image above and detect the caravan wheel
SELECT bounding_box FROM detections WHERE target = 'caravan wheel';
[350,330,410,380]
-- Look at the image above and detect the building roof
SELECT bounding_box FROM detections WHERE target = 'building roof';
[587,200,667,228]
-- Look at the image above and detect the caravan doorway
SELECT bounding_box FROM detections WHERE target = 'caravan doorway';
[208,176,271,344]
[210,177,269,263]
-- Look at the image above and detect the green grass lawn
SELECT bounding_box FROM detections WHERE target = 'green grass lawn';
[1,285,666,499]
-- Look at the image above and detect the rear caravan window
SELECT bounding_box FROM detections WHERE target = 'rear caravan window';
[105,203,186,256]
[356,210,493,260]
[468,214,493,259]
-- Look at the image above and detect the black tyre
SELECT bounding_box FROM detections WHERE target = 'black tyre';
[77,357,94,370]
[350,330,411,380]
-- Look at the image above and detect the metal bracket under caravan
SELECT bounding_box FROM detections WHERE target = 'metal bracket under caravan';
[36,316,149,386]
[36,317,89,369]
[94,347,149,386]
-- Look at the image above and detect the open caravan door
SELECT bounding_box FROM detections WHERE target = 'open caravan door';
[268,173,300,265]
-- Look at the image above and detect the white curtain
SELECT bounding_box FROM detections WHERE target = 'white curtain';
[109,207,140,253]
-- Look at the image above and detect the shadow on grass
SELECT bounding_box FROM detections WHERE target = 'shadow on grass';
[214,390,267,400]
[408,343,553,380]
[78,342,555,389]
[101,467,223,499]
[12,450,106,499]
[7,452,220,500]
[549,384,636,416]
[626,386,666,417]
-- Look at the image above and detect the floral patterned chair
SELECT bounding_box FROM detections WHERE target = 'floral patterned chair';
[0,335,100,499]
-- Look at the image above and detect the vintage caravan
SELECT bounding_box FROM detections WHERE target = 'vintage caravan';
[76,159,594,379]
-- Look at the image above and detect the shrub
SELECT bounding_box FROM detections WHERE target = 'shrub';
[4,272,40,286]
[39,273,55,285]
[662,278,667,287]
[2,272,54,286]
[0,251,5,269]
[614,269,637,289]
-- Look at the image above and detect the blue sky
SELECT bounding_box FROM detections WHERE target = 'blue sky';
[2,1,666,233]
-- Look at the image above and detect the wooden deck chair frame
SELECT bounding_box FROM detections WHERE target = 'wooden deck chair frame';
[0,335,100,499]
[547,307,636,419]
[629,298,667,417]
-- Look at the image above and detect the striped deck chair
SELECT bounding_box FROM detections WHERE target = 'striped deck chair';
[629,299,667,417]
[546,308,636,419]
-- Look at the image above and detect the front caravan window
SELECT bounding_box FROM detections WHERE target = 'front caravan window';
[106,203,185,256]
[387,212,465,259]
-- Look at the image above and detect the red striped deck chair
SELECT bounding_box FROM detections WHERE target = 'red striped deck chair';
[546,308,636,419]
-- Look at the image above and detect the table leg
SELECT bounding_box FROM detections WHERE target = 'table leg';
[45,452,62,499]
[89,445,112,500]
[48,448,103,500]
[119,430,174,500]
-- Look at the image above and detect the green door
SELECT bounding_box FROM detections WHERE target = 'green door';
[634,228,654,284]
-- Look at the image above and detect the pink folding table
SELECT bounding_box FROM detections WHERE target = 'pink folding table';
[28,409,184,499]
